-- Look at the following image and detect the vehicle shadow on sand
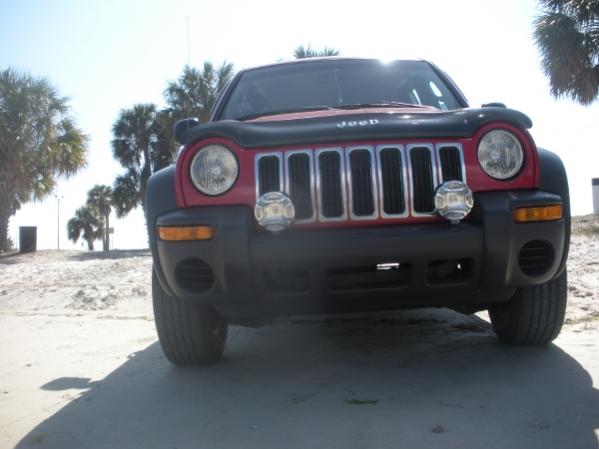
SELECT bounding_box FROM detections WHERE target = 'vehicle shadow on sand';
[15,310,599,449]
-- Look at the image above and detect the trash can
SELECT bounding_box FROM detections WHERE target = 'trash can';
[594,178,599,215]
[19,226,37,253]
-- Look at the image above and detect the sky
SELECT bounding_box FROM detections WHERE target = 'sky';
[1,0,598,251]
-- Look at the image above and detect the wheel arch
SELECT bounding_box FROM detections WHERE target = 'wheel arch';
[145,166,178,296]
[537,148,570,277]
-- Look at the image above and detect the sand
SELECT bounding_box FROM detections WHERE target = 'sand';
[0,216,597,448]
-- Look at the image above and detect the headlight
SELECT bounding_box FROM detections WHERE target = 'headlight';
[190,144,238,195]
[477,130,524,180]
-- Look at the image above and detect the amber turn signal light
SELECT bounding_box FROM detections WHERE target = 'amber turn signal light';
[158,225,214,241]
[512,205,563,223]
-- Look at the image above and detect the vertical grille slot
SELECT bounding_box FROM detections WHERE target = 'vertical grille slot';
[317,150,345,219]
[378,147,406,216]
[438,145,463,182]
[348,148,376,218]
[409,146,436,214]
[257,154,281,196]
[287,152,314,220]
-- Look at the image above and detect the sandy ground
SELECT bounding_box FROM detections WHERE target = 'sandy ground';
[0,217,598,449]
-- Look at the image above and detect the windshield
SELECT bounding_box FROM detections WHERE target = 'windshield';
[219,60,462,120]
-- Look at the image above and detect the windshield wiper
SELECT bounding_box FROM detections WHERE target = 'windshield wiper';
[336,101,424,109]
[236,105,335,121]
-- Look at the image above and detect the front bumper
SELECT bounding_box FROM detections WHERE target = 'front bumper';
[152,190,566,322]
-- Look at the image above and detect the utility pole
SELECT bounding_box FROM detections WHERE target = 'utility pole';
[186,16,190,65]
[55,195,63,250]
[593,178,599,215]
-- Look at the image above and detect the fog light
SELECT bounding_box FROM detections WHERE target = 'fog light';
[255,192,295,233]
[434,181,473,224]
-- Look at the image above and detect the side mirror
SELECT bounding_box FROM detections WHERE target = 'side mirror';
[481,102,506,108]
[173,118,200,144]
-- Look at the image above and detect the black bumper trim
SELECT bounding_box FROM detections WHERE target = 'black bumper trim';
[152,189,565,321]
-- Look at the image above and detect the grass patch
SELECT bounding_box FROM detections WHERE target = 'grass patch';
[571,215,599,238]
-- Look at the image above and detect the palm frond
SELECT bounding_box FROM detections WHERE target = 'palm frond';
[293,44,340,59]
[86,184,113,217]
[164,62,235,122]
[534,1,599,104]
[112,168,141,217]
[67,205,103,249]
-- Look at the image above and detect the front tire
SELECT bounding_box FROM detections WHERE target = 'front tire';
[152,269,227,365]
[489,270,567,345]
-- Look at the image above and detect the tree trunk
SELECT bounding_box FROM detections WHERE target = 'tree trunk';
[0,189,17,253]
[140,147,152,215]
[0,206,10,253]
[86,238,94,251]
[103,213,110,251]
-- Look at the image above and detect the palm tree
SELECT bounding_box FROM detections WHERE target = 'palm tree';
[86,185,112,251]
[112,167,141,218]
[112,103,161,217]
[293,45,340,59]
[111,62,235,219]
[164,62,235,123]
[0,68,87,252]
[67,206,103,250]
[534,0,599,104]
[152,108,177,172]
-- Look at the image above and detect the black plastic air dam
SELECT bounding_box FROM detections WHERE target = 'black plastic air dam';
[151,189,566,321]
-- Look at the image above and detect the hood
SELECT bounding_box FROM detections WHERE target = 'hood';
[180,107,532,149]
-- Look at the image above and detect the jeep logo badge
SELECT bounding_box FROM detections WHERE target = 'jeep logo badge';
[336,119,379,128]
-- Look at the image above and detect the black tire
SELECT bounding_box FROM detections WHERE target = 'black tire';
[489,270,567,345]
[152,269,227,365]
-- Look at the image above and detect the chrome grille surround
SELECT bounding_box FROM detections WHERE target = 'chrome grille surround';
[254,152,283,200]
[254,142,465,223]
[407,144,438,217]
[376,144,409,218]
[346,145,378,220]
[315,147,348,222]
[435,143,467,184]
[284,149,316,223]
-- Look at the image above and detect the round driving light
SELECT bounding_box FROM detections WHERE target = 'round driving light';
[477,130,524,180]
[190,144,238,195]
[255,192,295,233]
[434,181,474,224]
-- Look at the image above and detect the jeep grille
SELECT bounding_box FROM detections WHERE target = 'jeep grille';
[254,143,465,223]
